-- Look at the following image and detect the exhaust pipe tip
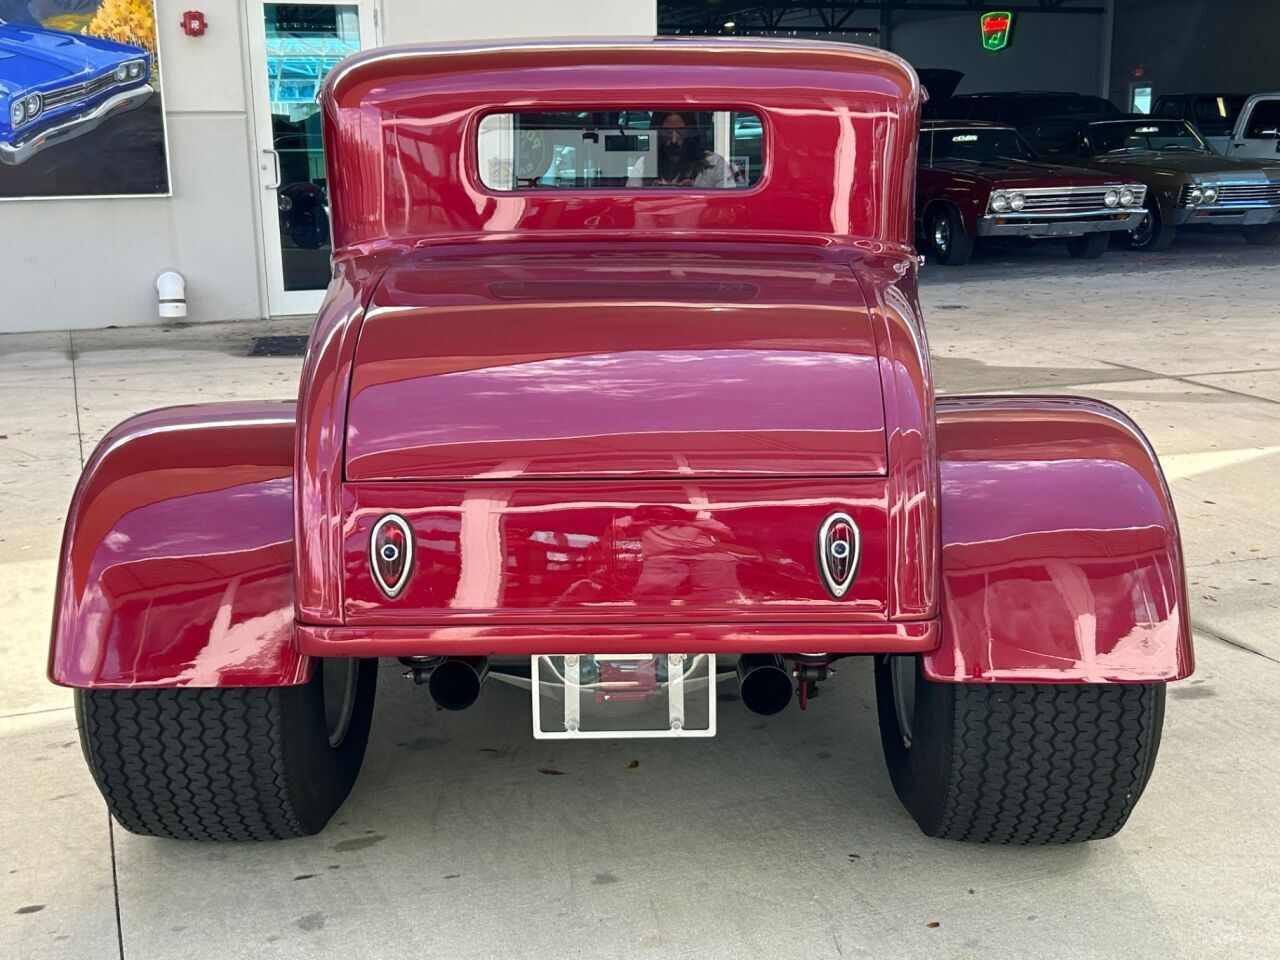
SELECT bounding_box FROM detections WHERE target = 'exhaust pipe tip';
[738,655,793,716]
[427,657,489,711]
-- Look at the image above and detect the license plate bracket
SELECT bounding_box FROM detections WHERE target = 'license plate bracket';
[531,654,717,739]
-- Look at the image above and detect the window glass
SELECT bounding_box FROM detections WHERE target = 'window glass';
[1194,96,1245,136]
[959,98,1001,121]
[477,110,761,190]
[263,3,361,291]
[1244,100,1280,139]
[1022,122,1082,158]
[1154,99,1184,119]
[1088,120,1209,154]
[919,128,1036,163]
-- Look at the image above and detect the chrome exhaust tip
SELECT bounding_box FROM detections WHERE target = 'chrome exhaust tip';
[427,657,490,711]
[737,654,793,716]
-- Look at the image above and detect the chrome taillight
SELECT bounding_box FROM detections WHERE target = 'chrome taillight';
[817,512,861,600]
[370,514,414,599]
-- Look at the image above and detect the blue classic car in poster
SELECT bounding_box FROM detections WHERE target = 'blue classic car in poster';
[0,0,168,198]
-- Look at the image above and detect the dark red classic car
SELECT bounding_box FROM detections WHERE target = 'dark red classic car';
[917,120,1147,263]
[50,40,1192,845]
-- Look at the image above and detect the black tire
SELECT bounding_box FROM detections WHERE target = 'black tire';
[923,203,974,265]
[1242,222,1280,245]
[875,656,1165,844]
[1066,231,1109,259]
[1127,198,1176,251]
[77,658,377,840]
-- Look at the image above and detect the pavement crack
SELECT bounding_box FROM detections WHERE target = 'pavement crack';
[1186,554,1279,569]
[0,704,75,721]
[109,813,125,960]
[1091,358,1280,407]
[1195,623,1280,666]
[69,331,86,467]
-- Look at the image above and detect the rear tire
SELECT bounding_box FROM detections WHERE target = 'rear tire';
[1242,223,1280,245]
[1066,232,1109,259]
[923,204,974,265]
[875,656,1165,844]
[1127,198,1176,251]
[77,659,378,840]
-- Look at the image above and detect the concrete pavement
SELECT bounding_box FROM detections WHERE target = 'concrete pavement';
[2,233,1278,959]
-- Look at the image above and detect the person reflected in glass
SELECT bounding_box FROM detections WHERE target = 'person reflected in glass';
[627,112,738,188]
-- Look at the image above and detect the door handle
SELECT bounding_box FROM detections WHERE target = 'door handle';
[262,148,281,190]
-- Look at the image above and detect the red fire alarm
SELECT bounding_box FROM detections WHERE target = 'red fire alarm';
[181,11,207,36]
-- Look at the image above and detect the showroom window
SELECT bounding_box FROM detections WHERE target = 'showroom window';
[1129,83,1153,114]
[477,110,763,190]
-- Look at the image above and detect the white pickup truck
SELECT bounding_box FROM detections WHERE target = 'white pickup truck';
[1153,92,1280,160]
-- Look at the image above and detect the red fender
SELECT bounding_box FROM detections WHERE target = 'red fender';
[926,396,1193,683]
[48,403,310,689]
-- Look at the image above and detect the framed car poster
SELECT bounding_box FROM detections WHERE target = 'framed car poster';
[0,0,171,199]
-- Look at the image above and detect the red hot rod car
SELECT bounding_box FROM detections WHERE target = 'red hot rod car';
[916,120,1148,264]
[51,40,1192,844]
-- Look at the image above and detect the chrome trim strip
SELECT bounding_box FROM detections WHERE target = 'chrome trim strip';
[42,72,119,109]
[981,207,1142,220]
[1006,183,1146,198]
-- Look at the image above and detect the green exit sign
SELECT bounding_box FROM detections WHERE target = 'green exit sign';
[980,11,1014,50]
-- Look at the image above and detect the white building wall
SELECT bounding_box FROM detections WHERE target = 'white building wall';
[385,0,654,43]
[2,7,262,334]
[1,1,656,334]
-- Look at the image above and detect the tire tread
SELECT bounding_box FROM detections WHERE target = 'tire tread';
[78,687,310,841]
[932,683,1162,844]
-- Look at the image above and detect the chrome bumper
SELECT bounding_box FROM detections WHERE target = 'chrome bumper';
[0,86,153,166]
[977,209,1145,238]
[1171,205,1280,227]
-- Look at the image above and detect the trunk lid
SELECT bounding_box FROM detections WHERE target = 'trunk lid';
[345,249,887,480]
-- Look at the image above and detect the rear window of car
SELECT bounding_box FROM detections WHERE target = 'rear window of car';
[1089,120,1208,154]
[1194,96,1245,136]
[477,110,763,190]
[919,128,1035,163]
[1022,122,1085,158]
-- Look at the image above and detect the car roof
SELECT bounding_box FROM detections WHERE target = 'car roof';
[322,38,924,250]
[1155,92,1248,99]
[1027,113,1161,124]
[920,119,1015,130]
[952,91,1101,99]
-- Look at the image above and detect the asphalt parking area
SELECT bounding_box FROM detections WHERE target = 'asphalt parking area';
[2,233,1277,959]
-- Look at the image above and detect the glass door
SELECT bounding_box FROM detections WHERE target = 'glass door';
[247,1,377,317]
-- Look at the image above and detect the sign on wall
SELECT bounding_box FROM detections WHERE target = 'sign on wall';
[0,0,170,200]
[980,11,1014,51]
